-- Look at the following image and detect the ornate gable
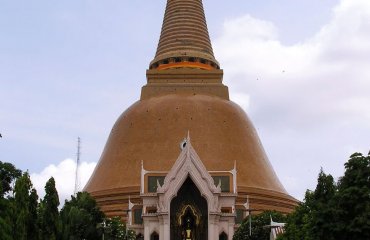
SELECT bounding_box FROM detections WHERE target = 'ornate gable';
[156,133,222,213]
[138,133,237,240]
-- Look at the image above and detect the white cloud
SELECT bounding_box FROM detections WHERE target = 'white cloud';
[30,159,96,204]
[214,0,370,200]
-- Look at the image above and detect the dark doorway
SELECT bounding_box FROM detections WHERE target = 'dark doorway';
[150,231,159,240]
[219,232,228,240]
[170,177,208,240]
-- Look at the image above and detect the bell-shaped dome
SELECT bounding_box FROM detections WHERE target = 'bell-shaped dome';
[85,93,297,215]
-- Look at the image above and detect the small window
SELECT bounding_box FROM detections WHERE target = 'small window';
[134,208,143,225]
[221,207,232,213]
[235,209,244,224]
[212,176,230,192]
[147,207,157,214]
[148,176,165,193]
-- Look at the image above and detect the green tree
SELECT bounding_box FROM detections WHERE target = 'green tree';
[105,216,125,239]
[281,170,337,240]
[60,191,104,240]
[281,152,370,240]
[0,161,22,240]
[37,201,45,240]
[334,152,370,239]
[309,169,337,240]
[28,188,39,240]
[233,210,286,240]
[280,190,314,240]
[40,177,60,240]
[103,216,136,240]
[0,196,13,240]
[125,229,137,240]
[13,172,34,240]
[0,161,21,197]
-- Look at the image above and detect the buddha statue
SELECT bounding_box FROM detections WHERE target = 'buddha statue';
[185,218,192,240]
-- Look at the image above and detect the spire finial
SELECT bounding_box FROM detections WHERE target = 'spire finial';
[149,0,220,70]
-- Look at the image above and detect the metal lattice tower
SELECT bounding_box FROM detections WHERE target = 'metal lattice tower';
[74,137,81,196]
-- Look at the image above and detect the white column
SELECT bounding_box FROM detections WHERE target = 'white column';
[163,215,170,240]
[228,221,235,240]
[209,214,220,240]
[159,215,164,240]
[144,219,150,240]
[158,213,170,240]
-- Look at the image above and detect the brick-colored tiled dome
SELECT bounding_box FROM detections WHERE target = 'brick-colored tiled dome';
[85,94,297,216]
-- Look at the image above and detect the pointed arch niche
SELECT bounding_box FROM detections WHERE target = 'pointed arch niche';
[170,177,208,240]
[219,232,228,240]
[150,232,159,240]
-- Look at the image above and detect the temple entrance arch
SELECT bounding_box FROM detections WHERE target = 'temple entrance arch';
[219,232,228,240]
[170,177,208,240]
[150,232,159,240]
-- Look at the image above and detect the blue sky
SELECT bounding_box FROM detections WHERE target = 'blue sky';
[1,0,369,202]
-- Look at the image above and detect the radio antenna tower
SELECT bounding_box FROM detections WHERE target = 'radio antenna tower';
[74,137,81,196]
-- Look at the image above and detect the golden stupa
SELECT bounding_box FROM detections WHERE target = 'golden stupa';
[85,0,297,218]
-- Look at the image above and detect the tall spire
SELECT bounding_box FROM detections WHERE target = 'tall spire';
[150,0,220,70]
[142,0,228,100]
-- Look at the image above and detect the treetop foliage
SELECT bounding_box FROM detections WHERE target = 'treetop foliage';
[280,152,370,240]
[0,161,136,240]
[40,177,60,240]
[60,191,105,240]
[235,152,370,240]
[0,161,21,197]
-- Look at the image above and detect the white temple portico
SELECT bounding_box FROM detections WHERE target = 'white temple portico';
[129,135,237,240]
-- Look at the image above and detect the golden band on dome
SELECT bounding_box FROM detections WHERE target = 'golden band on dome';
[157,61,215,70]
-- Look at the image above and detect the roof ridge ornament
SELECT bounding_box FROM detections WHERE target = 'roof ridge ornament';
[180,131,191,150]
[180,138,187,150]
